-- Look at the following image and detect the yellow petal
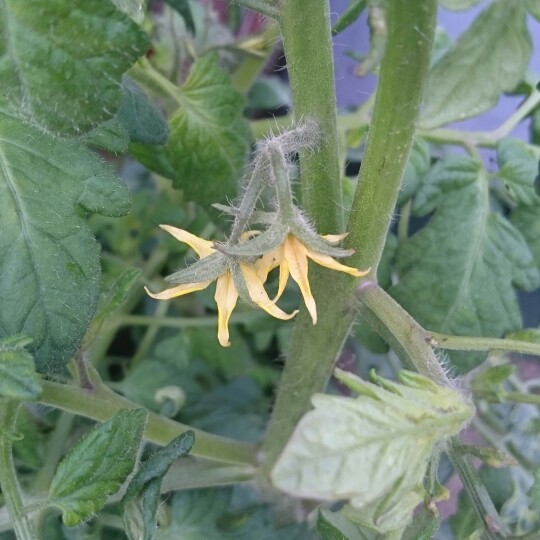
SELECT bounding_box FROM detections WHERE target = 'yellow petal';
[283,236,317,324]
[145,280,212,300]
[274,261,289,303]
[322,232,349,245]
[306,249,371,278]
[214,271,239,347]
[254,246,283,282]
[160,225,215,258]
[240,264,298,321]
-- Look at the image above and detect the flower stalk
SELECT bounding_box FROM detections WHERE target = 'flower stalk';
[259,0,438,475]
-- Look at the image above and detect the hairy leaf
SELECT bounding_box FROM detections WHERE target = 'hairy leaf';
[332,0,367,37]
[49,409,147,527]
[421,0,531,129]
[83,268,141,349]
[0,0,149,135]
[117,76,169,145]
[496,138,540,206]
[272,370,472,533]
[133,53,250,207]
[0,334,40,400]
[122,431,194,540]
[391,156,540,372]
[511,205,540,270]
[0,110,131,372]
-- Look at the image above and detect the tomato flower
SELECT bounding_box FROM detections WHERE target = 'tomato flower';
[145,225,297,347]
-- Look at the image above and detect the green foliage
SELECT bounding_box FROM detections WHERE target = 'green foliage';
[0,109,131,372]
[155,488,309,539]
[272,369,472,533]
[496,138,540,206]
[0,0,149,136]
[133,53,250,207]
[317,508,383,540]
[49,409,147,527]
[332,0,367,37]
[0,335,40,400]
[122,431,194,540]
[421,0,531,129]
[392,156,540,371]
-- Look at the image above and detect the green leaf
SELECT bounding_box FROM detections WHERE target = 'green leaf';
[84,117,130,154]
[0,0,149,136]
[506,328,540,344]
[49,409,147,527]
[133,53,250,207]
[111,0,146,23]
[271,369,472,533]
[496,138,540,206]
[525,0,540,21]
[397,138,430,206]
[0,0,148,135]
[122,431,194,540]
[117,76,169,145]
[83,268,141,349]
[12,404,43,469]
[421,0,531,129]
[156,488,309,540]
[0,110,131,372]
[527,468,540,509]
[317,508,383,540]
[0,335,40,400]
[163,0,195,32]
[511,205,540,270]
[391,156,540,372]
[400,506,440,540]
[332,0,367,36]
[438,0,484,10]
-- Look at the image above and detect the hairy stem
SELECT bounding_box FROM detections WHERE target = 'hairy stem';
[430,333,540,357]
[447,439,508,539]
[260,0,437,474]
[278,0,342,233]
[0,401,36,540]
[38,366,256,466]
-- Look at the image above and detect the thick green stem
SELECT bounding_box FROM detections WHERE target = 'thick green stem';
[260,0,437,475]
[0,401,36,540]
[38,369,256,466]
[278,0,342,233]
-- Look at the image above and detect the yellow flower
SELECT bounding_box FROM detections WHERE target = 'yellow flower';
[256,233,370,324]
[145,225,297,347]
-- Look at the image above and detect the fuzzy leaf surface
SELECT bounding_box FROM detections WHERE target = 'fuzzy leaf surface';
[134,53,250,206]
[0,110,131,372]
[122,431,194,540]
[391,156,540,372]
[0,335,40,400]
[49,409,147,527]
[511,205,540,270]
[421,0,531,129]
[0,0,148,135]
[271,370,472,532]
[496,138,540,206]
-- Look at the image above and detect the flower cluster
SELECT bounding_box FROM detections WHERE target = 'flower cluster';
[146,124,370,346]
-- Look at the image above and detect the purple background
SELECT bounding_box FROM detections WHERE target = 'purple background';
[330,0,540,140]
